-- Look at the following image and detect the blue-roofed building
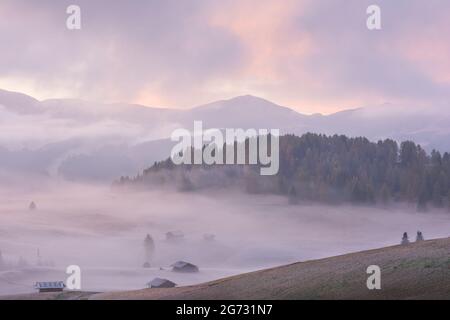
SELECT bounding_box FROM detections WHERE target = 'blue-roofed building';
[34,281,65,293]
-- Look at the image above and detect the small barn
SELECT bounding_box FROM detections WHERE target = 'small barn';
[171,261,199,273]
[166,230,184,241]
[34,281,65,293]
[203,234,215,242]
[147,277,176,289]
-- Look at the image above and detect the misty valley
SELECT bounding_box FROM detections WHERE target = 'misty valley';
[2,0,450,302]
[1,180,449,296]
[0,90,449,299]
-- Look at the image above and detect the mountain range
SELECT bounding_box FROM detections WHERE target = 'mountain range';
[1,88,449,183]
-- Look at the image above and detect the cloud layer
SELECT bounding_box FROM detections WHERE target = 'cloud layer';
[1,0,449,113]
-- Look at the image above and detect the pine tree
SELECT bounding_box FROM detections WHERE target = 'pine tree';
[288,186,298,205]
[29,201,37,211]
[417,190,428,212]
[447,191,450,212]
[244,170,260,194]
[143,234,155,268]
[432,181,443,208]
[379,184,390,206]
[178,174,194,192]
[0,250,4,270]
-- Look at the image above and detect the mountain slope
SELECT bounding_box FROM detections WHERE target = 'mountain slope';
[181,95,308,130]
[92,237,450,300]
[310,104,450,151]
[0,89,40,114]
[3,238,448,300]
[1,88,450,182]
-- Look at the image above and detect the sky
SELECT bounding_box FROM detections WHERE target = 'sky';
[0,0,449,114]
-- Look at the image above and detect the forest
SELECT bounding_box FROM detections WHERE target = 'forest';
[116,133,450,211]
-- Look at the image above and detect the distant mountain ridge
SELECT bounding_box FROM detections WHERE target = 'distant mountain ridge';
[1,88,449,182]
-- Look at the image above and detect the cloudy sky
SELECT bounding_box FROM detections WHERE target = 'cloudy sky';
[0,0,449,113]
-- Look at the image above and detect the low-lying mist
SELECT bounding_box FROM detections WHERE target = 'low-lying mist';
[1,181,449,295]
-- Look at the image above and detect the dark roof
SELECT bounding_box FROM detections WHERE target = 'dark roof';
[35,281,65,289]
[166,231,184,237]
[148,278,176,287]
[171,261,197,269]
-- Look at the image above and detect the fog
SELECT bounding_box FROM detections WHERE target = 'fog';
[1,181,449,295]
[2,91,450,187]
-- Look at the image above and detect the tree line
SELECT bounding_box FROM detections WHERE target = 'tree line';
[116,133,450,211]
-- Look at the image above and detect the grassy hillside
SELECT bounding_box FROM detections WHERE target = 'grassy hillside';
[3,237,449,300]
[95,237,450,300]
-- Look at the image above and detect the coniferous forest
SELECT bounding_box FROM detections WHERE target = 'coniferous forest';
[116,133,450,211]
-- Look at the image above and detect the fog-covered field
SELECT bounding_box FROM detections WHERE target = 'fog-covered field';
[1,182,449,295]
